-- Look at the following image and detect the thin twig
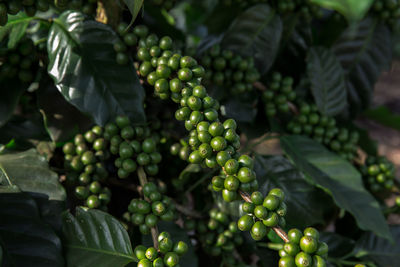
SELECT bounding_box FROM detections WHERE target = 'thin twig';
[174,202,204,218]
[253,81,267,91]
[137,167,159,249]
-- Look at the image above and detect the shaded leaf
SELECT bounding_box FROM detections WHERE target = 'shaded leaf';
[0,190,64,267]
[0,149,66,201]
[221,4,282,74]
[255,155,332,228]
[320,232,355,259]
[333,18,392,115]
[310,0,373,22]
[62,207,135,267]
[354,225,400,266]
[221,97,257,123]
[281,135,391,241]
[124,0,143,26]
[307,47,347,116]
[0,13,33,47]
[47,11,146,126]
[364,105,400,132]
[0,80,27,128]
[37,80,92,142]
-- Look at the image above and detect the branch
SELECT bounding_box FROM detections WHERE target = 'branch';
[137,167,159,249]
[174,202,204,219]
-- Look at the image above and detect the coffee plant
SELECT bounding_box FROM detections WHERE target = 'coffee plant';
[1,0,400,266]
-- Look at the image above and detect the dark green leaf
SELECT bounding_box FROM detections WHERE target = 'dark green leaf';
[221,4,282,74]
[255,155,332,228]
[143,221,198,267]
[364,105,400,131]
[47,11,146,126]
[307,47,347,116]
[62,207,135,267]
[37,81,92,142]
[310,0,373,21]
[124,0,143,26]
[354,225,400,265]
[0,149,66,201]
[333,18,392,115]
[0,190,64,267]
[221,97,257,123]
[281,135,391,241]
[0,80,26,128]
[320,232,355,259]
[0,13,33,47]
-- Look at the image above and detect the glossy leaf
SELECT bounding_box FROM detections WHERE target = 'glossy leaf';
[354,225,400,265]
[281,135,391,241]
[255,155,332,228]
[310,0,373,21]
[221,4,282,74]
[307,47,347,116]
[0,149,66,201]
[37,81,92,142]
[47,11,146,126]
[124,0,143,26]
[62,207,135,267]
[0,190,64,267]
[333,18,392,115]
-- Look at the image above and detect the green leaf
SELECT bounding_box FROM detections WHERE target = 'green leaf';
[255,155,332,228]
[124,0,143,26]
[354,225,400,265]
[0,149,66,201]
[221,96,258,123]
[0,80,27,127]
[221,4,282,74]
[310,0,373,22]
[62,207,135,267]
[0,13,33,48]
[47,11,146,126]
[307,47,347,116]
[281,135,391,241]
[333,18,392,115]
[320,232,355,259]
[142,221,198,267]
[364,105,400,131]
[0,190,64,267]
[37,80,92,142]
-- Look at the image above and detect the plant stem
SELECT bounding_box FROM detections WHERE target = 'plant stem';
[257,242,284,251]
[174,202,204,218]
[137,167,159,249]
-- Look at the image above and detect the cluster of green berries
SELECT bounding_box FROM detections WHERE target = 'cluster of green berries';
[279,228,328,267]
[0,0,49,25]
[54,0,97,15]
[271,0,323,21]
[149,0,177,10]
[262,72,296,117]
[0,39,38,83]
[287,102,359,161]
[237,188,286,241]
[127,182,175,235]
[200,44,260,94]
[63,125,111,209]
[222,0,267,7]
[169,139,192,162]
[360,156,396,192]
[195,208,244,258]
[371,0,400,26]
[211,154,259,201]
[113,23,144,65]
[134,231,188,267]
[105,115,162,178]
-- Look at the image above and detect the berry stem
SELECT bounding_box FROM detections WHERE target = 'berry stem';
[137,166,160,249]
[257,242,284,251]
